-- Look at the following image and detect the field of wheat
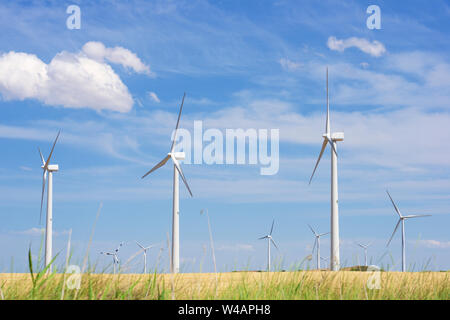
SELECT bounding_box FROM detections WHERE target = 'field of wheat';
[1,270,448,300]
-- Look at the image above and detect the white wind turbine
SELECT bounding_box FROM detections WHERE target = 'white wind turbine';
[355,241,372,267]
[38,130,61,272]
[101,242,124,274]
[321,256,329,269]
[136,241,155,274]
[308,224,330,270]
[386,190,431,272]
[141,93,193,274]
[258,220,279,272]
[309,67,344,271]
[200,209,217,273]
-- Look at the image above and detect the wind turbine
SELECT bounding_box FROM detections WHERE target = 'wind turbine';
[321,256,329,269]
[309,67,344,271]
[141,93,193,274]
[258,220,279,272]
[200,208,217,273]
[386,190,431,272]
[308,224,330,270]
[136,241,155,274]
[101,242,124,274]
[355,242,372,266]
[38,130,61,272]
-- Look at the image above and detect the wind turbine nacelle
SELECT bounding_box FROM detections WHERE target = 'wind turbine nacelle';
[171,152,186,161]
[331,132,344,141]
[47,164,59,172]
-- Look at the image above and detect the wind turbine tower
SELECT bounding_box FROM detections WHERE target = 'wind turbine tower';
[309,68,344,271]
[258,220,279,272]
[386,190,431,272]
[38,130,61,272]
[142,93,193,274]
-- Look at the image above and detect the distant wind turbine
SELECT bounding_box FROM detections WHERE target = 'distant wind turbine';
[321,256,329,269]
[136,241,155,274]
[258,220,279,272]
[38,130,61,272]
[355,241,372,266]
[309,68,344,271]
[200,209,217,273]
[308,224,330,270]
[101,242,124,274]
[386,190,431,272]
[141,93,193,274]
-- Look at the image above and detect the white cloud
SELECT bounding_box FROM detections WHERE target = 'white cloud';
[82,41,152,75]
[416,240,450,249]
[0,42,152,112]
[148,91,160,103]
[360,62,369,69]
[217,244,254,252]
[12,228,70,236]
[327,36,386,57]
[279,58,302,71]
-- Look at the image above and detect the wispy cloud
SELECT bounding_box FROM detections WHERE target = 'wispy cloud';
[147,91,160,103]
[217,244,254,252]
[279,58,302,71]
[12,228,70,237]
[82,41,152,75]
[416,240,450,249]
[327,36,386,57]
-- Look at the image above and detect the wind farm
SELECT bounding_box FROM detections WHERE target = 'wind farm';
[0,1,449,303]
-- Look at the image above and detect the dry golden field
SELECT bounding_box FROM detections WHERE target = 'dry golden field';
[0,271,448,300]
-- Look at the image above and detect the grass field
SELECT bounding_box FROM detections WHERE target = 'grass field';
[1,270,448,300]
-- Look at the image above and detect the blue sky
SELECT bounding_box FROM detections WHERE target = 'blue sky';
[0,0,449,273]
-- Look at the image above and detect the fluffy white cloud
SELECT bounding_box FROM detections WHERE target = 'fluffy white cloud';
[82,41,152,75]
[0,42,152,112]
[327,36,386,57]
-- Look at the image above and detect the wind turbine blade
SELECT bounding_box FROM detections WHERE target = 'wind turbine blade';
[326,67,330,135]
[39,171,47,224]
[387,219,401,247]
[171,155,193,197]
[386,190,402,218]
[135,241,145,250]
[258,236,268,240]
[170,93,186,153]
[319,232,330,237]
[270,219,275,235]
[307,224,317,236]
[404,214,432,219]
[116,242,124,252]
[271,238,279,251]
[141,155,171,179]
[312,238,317,253]
[325,136,338,157]
[43,130,60,171]
[309,139,328,184]
[38,147,45,166]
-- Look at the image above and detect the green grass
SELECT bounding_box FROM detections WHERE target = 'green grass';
[1,261,448,300]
